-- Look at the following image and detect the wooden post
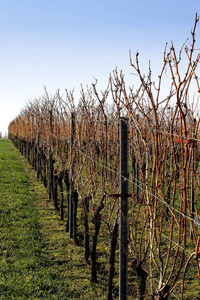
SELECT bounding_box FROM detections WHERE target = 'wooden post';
[36,123,40,179]
[53,168,58,210]
[58,173,64,220]
[136,114,139,201]
[73,190,78,244]
[48,110,53,200]
[69,112,75,238]
[119,117,128,300]
[64,170,70,232]
[83,196,90,263]
[191,118,196,239]
[31,114,34,167]
[91,196,104,283]
[107,218,119,300]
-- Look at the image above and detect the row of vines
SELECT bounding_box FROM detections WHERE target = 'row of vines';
[8,15,200,299]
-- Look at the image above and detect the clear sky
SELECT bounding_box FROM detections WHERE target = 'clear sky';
[0,0,199,136]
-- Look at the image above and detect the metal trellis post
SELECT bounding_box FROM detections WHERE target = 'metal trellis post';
[119,117,129,300]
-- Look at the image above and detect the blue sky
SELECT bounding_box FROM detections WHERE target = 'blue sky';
[0,0,199,135]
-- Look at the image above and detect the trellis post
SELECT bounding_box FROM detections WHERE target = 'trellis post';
[119,117,129,300]
[48,109,53,199]
[36,123,40,179]
[191,118,196,239]
[69,112,75,238]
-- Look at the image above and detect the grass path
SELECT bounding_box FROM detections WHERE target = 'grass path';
[0,139,107,299]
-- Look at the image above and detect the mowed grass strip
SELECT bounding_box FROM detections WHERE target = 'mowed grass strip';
[0,139,107,299]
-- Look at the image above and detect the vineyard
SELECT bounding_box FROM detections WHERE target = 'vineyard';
[8,16,200,299]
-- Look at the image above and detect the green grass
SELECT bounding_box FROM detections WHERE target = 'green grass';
[1,138,199,299]
[0,139,109,299]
